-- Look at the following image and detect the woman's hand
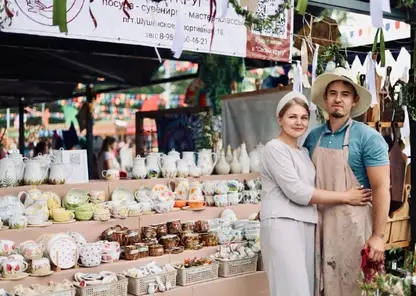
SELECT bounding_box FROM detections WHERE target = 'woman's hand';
[344,187,372,206]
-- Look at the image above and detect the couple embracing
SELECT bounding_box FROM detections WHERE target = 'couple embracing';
[259,67,390,296]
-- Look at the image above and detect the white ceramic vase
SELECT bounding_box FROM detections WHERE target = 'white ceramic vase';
[215,150,230,175]
[230,151,242,174]
[238,143,250,174]
[225,145,233,164]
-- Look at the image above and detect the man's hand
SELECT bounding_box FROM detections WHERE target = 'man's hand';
[364,235,385,262]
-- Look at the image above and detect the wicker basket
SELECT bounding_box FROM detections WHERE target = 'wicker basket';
[176,262,219,286]
[127,270,177,296]
[43,289,76,296]
[217,255,258,278]
[75,275,128,296]
[257,252,264,271]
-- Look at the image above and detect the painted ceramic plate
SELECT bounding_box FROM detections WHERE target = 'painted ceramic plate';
[152,184,169,193]
[49,237,78,269]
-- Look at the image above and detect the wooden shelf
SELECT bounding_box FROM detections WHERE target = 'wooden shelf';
[385,241,410,250]
[366,122,404,128]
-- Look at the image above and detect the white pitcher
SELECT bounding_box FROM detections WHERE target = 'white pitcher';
[182,151,196,167]
[0,157,25,187]
[167,149,181,162]
[49,163,73,185]
[158,155,177,178]
[23,159,49,186]
[7,150,27,184]
[132,155,147,179]
[145,155,161,179]
[197,149,218,176]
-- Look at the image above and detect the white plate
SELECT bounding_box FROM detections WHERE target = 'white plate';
[111,188,134,202]
[49,237,78,269]
[28,221,53,227]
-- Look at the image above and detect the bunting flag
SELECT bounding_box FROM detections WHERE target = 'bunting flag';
[52,0,68,32]
[295,0,308,15]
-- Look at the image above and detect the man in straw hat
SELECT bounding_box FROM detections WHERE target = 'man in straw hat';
[304,67,390,295]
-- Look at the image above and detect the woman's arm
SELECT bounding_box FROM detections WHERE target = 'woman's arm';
[263,143,370,206]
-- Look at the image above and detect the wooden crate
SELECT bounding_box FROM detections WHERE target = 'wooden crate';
[386,184,411,244]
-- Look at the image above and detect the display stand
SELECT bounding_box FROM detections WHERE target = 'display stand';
[0,173,269,296]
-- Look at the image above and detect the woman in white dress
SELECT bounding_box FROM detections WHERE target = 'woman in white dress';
[97,137,120,179]
[259,92,372,296]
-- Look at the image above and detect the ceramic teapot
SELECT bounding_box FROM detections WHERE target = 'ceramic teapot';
[197,149,218,176]
[0,157,25,187]
[132,155,147,179]
[23,159,49,186]
[20,187,42,208]
[7,150,27,183]
[0,196,25,222]
[158,155,177,178]
[167,149,181,162]
[49,163,73,185]
[182,151,196,167]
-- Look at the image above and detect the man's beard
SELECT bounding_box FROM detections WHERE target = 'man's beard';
[330,111,347,119]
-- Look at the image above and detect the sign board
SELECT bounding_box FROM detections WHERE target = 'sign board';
[61,149,89,184]
[1,0,293,62]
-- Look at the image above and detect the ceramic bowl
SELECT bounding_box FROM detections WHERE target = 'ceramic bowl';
[111,188,134,202]
[75,210,94,221]
[64,189,89,210]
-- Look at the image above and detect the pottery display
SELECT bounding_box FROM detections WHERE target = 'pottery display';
[49,163,73,185]
[132,156,147,179]
[238,143,250,174]
[197,149,218,176]
[215,150,231,175]
[23,159,49,186]
[158,155,177,178]
[0,157,25,187]
[230,151,242,174]
[146,155,161,179]
[176,159,189,178]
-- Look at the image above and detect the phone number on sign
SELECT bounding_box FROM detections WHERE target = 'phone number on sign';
[145,33,208,45]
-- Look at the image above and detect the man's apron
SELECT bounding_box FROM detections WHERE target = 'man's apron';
[312,120,372,296]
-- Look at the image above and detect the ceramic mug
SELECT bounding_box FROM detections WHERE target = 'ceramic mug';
[30,257,50,275]
[205,195,215,206]
[1,259,28,278]
[188,200,206,209]
[89,190,106,202]
[227,192,243,206]
[8,215,28,229]
[52,208,75,222]
[214,194,228,207]
[19,241,44,260]
[102,169,120,180]
[0,240,15,256]
[26,215,44,225]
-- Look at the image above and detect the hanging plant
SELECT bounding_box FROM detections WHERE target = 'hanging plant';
[399,80,416,120]
[228,0,291,32]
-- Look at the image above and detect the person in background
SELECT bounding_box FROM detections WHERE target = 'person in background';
[33,141,49,156]
[303,67,390,295]
[97,136,120,179]
[260,91,371,296]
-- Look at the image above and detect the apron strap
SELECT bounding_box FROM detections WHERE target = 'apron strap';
[342,119,353,161]
[316,119,353,148]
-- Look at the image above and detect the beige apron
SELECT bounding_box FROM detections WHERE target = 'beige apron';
[312,120,372,296]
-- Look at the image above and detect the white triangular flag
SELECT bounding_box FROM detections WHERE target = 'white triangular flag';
[217,0,229,18]
[370,0,383,28]
[311,44,319,84]
[301,39,308,74]
[171,6,185,59]
[402,106,410,140]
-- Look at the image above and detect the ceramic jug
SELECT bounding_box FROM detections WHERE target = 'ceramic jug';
[188,182,204,201]
[168,178,189,200]
[49,163,73,185]
[176,159,189,178]
[7,150,27,184]
[20,187,42,208]
[23,159,49,186]
[0,157,24,187]
[145,155,161,179]
[182,151,196,167]
[132,156,147,179]
[230,151,242,174]
[158,155,177,178]
[197,149,218,176]
[50,148,64,163]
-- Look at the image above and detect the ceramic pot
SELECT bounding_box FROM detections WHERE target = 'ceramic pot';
[182,151,196,167]
[158,155,177,178]
[49,163,73,185]
[197,149,218,176]
[23,159,49,186]
[215,150,230,175]
[132,156,147,179]
[230,151,242,174]
[176,159,189,178]
[145,156,161,179]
